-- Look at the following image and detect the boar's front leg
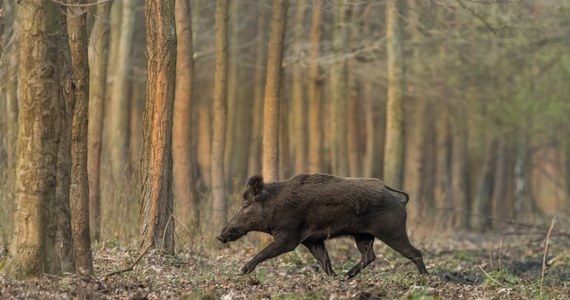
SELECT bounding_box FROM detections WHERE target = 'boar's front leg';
[302,240,335,276]
[241,235,299,275]
[345,234,376,279]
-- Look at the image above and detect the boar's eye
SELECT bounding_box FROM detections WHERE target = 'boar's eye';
[242,201,251,209]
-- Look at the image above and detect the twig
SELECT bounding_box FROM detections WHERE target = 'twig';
[498,239,502,271]
[540,215,556,297]
[479,265,504,287]
[102,243,152,279]
[455,0,497,35]
[171,214,194,235]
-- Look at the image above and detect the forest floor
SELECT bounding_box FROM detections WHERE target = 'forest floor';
[0,229,569,299]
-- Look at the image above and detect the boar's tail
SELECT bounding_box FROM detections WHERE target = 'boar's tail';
[385,185,410,206]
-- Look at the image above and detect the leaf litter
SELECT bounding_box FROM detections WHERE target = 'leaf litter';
[0,232,568,299]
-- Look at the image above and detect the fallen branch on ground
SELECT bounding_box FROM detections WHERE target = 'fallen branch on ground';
[102,243,152,279]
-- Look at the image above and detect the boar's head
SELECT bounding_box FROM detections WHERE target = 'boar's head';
[217,175,270,244]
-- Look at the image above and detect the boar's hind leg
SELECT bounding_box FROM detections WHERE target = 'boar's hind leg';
[241,237,299,275]
[376,230,428,275]
[345,234,376,279]
[302,240,335,276]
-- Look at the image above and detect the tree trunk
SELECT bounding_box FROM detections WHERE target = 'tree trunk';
[418,103,436,217]
[330,0,350,176]
[362,80,375,178]
[3,0,18,172]
[262,0,288,182]
[492,139,507,222]
[0,0,18,244]
[211,0,229,232]
[384,0,406,187]
[54,9,75,274]
[109,0,135,181]
[346,5,361,178]
[7,0,63,278]
[477,139,497,232]
[290,0,306,174]
[87,0,111,243]
[435,101,453,228]
[248,4,267,177]
[139,0,176,253]
[513,132,536,221]
[451,101,470,229]
[173,0,199,231]
[224,0,239,184]
[307,0,322,174]
[67,0,94,275]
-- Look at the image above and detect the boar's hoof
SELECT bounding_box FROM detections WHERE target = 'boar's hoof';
[240,263,255,275]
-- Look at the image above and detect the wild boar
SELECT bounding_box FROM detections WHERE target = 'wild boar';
[217,173,428,278]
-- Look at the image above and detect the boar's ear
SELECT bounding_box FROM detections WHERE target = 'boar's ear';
[247,175,264,197]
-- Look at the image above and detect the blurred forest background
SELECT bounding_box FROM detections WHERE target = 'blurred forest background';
[1,0,569,253]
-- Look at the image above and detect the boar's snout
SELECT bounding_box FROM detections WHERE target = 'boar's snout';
[217,226,244,244]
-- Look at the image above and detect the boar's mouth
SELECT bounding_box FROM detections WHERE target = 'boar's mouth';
[216,227,245,244]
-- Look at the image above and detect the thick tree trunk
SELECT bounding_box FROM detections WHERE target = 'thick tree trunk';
[139,0,176,253]
[384,0,406,187]
[109,0,135,181]
[307,0,322,174]
[262,0,288,182]
[173,0,199,231]
[87,0,111,243]
[330,0,349,176]
[7,0,63,278]
[67,0,93,275]
[211,0,229,232]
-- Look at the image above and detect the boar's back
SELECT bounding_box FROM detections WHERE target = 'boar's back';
[274,173,404,215]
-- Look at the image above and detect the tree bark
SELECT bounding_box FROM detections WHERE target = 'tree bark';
[384,0,406,187]
[109,0,135,181]
[67,0,94,275]
[173,0,199,230]
[262,0,289,182]
[211,0,229,232]
[139,0,176,253]
[88,0,111,243]
[307,0,322,174]
[7,0,63,278]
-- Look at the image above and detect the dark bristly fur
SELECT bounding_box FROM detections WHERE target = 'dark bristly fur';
[217,173,428,278]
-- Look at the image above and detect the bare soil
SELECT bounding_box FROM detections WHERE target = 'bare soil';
[1,232,569,299]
